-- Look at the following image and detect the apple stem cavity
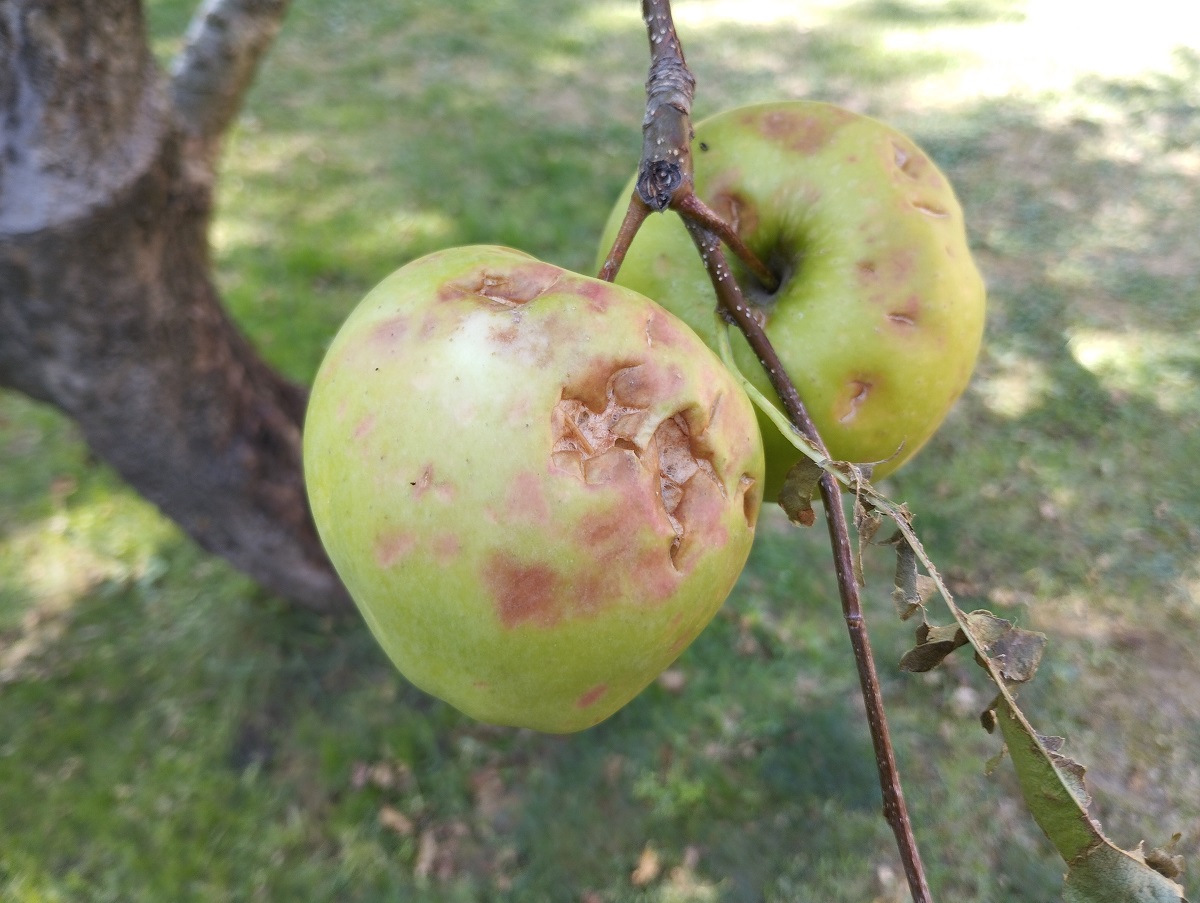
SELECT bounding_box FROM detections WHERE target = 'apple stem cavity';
[599,2,934,901]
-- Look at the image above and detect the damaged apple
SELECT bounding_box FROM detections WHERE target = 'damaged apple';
[304,245,764,732]
[598,101,987,496]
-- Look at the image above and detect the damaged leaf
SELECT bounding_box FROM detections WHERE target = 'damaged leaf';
[899,622,968,672]
[854,500,884,586]
[891,537,935,620]
[778,458,823,527]
[708,321,1187,900]
[1145,835,1185,881]
[1063,843,1188,903]
[849,484,1186,902]
[992,698,1186,902]
[1037,733,1091,809]
[965,610,1047,684]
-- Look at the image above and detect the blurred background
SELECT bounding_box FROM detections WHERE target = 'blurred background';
[2,0,1198,899]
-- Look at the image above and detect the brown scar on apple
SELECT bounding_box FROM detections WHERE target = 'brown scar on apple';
[438,263,563,307]
[484,553,563,629]
[506,471,550,523]
[368,314,409,346]
[891,140,925,179]
[375,530,417,568]
[575,684,608,709]
[410,463,455,501]
[410,463,435,497]
[836,379,874,423]
[551,361,730,573]
[353,414,376,441]
[653,413,725,569]
[433,533,461,563]
[489,322,520,345]
[708,186,757,237]
[645,309,685,348]
[751,106,853,154]
[577,279,615,313]
[910,199,949,218]
[739,473,761,527]
[887,295,921,329]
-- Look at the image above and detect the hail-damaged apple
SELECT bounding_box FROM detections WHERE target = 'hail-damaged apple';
[598,101,987,496]
[304,246,765,732]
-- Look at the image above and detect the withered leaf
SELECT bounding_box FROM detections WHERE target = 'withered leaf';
[891,538,935,621]
[1036,733,1091,809]
[981,706,998,734]
[899,621,969,672]
[965,610,1047,684]
[631,845,661,887]
[777,458,823,527]
[1145,835,1185,880]
[854,500,884,586]
[984,746,1007,775]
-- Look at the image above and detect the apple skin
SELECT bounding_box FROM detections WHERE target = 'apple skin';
[598,101,986,497]
[303,245,764,733]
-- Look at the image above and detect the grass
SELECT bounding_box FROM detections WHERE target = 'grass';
[3,0,1199,899]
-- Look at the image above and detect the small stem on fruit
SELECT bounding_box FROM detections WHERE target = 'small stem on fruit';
[598,194,652,282]
[674,193,779,292]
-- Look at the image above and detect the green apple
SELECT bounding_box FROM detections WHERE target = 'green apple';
[304,245,764,732]
[598,101,986,496]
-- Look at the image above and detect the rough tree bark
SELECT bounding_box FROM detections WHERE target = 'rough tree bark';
[0,0,350,613]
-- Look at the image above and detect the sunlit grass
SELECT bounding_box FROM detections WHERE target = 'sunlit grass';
[1069,329,1200,413]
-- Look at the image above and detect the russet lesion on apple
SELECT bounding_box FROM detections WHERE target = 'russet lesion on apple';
[550,359,745,572]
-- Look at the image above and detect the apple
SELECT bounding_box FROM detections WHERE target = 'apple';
[304,245,765,732]
[597,101,986,496]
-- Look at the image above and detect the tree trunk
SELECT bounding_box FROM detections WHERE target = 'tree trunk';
[0,0,350,613]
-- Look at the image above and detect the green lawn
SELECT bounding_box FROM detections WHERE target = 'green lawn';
[2,1,1198,900]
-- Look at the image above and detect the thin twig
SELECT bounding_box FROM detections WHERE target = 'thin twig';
[599,2,933,900]
[599,0,775,288]
[598,194,651,282]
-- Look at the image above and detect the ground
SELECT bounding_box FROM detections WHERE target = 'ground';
[1,0,1198,900]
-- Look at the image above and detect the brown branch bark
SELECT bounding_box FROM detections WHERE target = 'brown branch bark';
[171,0,292,153]
[602,2,933,899]
[0,0,349,614]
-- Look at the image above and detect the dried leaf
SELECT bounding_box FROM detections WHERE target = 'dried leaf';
[891,538,933,621]
[470,766,508,824]
[656,668,687,694]
[1062,843,1187,903]
[899,622,968,672]
[984,746,1007,775]
[1036,733,1091,809]
[965,610,1047,684]
[414,828,438,879]
[981,707,998,734]
[991,699,1185,902]
[631,845,661,887]
[795,452,1186,901]
[778,458,823,527]
[1145,835,1185,881]
[379,805,415,836]
[854,500,884,586]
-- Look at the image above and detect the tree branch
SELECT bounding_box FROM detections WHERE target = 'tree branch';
[171,0,292,150]
[1,0,350,614]
[601,2,933,899]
